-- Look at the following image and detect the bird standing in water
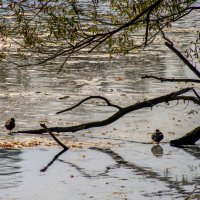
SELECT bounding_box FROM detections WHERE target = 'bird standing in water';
[5,118,15,135]
[151,129,164,144]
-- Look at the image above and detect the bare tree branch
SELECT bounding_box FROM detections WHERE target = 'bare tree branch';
[27,0,52,24]
[141,75,200,83]
[56,96,122,114]
[145,11,151,46]
[14,87,193,135]
[88,0,164,52]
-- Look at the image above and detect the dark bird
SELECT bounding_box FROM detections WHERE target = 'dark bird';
[151,129,164,144]
[5,118,15,134]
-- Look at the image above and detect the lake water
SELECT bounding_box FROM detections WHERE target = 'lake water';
[0,4,200,200]
[0,145,199,200]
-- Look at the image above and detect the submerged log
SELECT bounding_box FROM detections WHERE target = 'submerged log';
[170,126,200,146]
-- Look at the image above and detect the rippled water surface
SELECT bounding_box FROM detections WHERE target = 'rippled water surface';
[0,5,200,200]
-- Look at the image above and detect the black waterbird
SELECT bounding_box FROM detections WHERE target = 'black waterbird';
[151,129,164,144]
[5,118,15,134]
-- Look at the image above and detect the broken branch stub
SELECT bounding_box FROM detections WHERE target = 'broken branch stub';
[40,123,69,150]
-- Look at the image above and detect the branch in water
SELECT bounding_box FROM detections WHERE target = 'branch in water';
[40,123,69,149]
[56,96,122,114]
[14,87,195,135]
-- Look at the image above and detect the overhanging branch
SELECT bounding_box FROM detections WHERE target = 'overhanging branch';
[165,42,200,79]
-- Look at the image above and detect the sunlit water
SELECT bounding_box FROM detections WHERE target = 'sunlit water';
[0,4,200,200]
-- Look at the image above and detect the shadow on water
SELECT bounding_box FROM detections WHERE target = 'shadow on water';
[0,148,22,189]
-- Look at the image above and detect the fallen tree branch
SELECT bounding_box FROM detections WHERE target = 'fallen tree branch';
[170,126,200,146]
[14,87,193,134]
[141,75,200,83]
[40,123,69,149]
[56,96,122,114]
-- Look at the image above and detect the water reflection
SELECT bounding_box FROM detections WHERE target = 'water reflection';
[40,148,68,172]
[178,145,200,159]
[89,146,197,198]
[0,146,198,200]
[151,145,164,157]
[0,148,22,190]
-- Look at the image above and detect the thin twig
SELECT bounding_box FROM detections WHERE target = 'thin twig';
[142,75,200,83]
[27,0,52,24]
[89,0,164,52]
[57,49,74,74]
